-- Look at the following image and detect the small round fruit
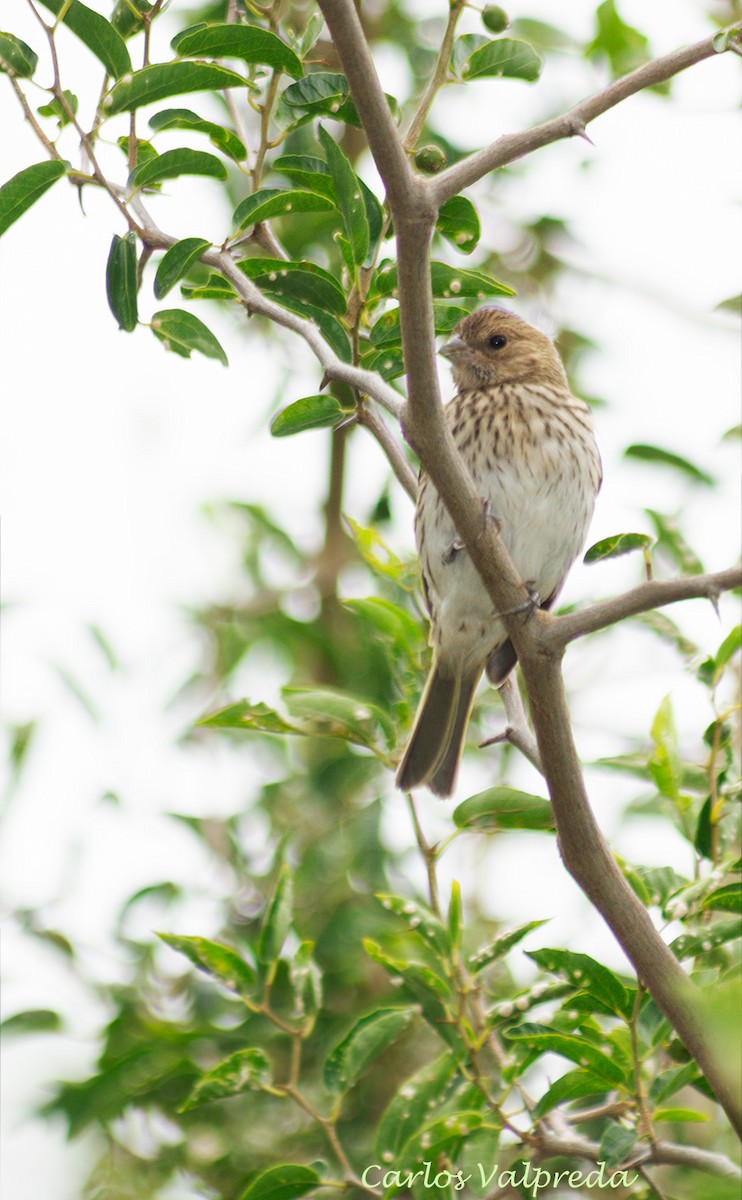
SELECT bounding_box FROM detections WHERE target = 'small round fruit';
[482,5,509,33]
[414,144,446,174]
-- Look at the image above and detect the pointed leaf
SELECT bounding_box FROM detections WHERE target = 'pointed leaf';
[0,160,66,238]
[106,62,246,114]
[599,1122,637,1168]
[375,894,451,956]
[234,187,334,231]
[370,258,514,301]
[454,786,554,832]
[179,1048,270,1111]
[702,883,741,914]
[645,509,704,575]
[238,1165,320,1200]
[289,941,323,1021]
[715,625,741,671]
[0,32,39,77]
[527,948,629,1016]
[0,1008,62,1037]
[270,394,344,438]
[503,1024,626,1084]
[469,920,548,974]
[106,231,138,331]
[238,256,346,315]
[157,932,256,994]
[37,0,131,77]
[282,71,348,113]
[583,532,654,563]
[154,237,210,300]
[272,154,336,200]
[132,148,227,188]
[323,1007,413,1094]
[198,698,304,735]
[151,308,227,364]
[257,864,293,964]
[375,1053,457,1159]
[283,686,393,749]
[149,107,246,160]
[318,125,368,266]
[626,443,714,485]
[172,23,302,80]
[455,35,542,82]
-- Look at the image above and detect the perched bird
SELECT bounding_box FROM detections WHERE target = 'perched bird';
[396,307,602,797]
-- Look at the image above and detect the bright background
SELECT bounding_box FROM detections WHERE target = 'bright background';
[0,0,739,1196]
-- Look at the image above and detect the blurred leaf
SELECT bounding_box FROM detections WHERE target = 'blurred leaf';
[715,294,741,315]
[37,90,79,128]
[436,195,481,255]
[154,237,211,300]
[283,686,394,749]
[106,232,139,331]
[376,893,451,956]
[533,1068,610,1119]
[694,796,713,860]
[179,1048,270,1111]
[7,720,37,777]
[625,443,714,486]
[151,308,228,364]
[587,0,650,78]
[631,610,698,659]
[653,1106,710,1122]
[111,0,151,39]
[468,920,548,974]
[510,18,579,50]
[106,62,246,114]
[371,259,514,302]
[0,161,66,239]
[233,188,334,231]
[87,623,119,671]
[270,394,344,437]
[0,32,38,77]
[238,1165,320,1200]
[0,1009,62,1037]
[702,884,741,914]
[715,624,741,671]
[343,598,424,658]
[645,509,704,575]
[289,941,322,1021]
[132,148,227,187]
[172,23,302,79]
[257,864,293,964]
[649,695,682,804]
[369,302,470,349]
[272,154,336,200]
[448,880,462,948]
[55,664,99,721]
[37,0,131,77]
[149,107,246,160]
[238,257,346,315]
[526,948,629,1017]
[375,1053,457,1159]
[318,125,369,266]
[345,518,425,592]
[671,918,741,962]
[158,932,257,995]
[323,1007,413,1094]
[599,1121,637,1167]
[453,34,542,82]
[503,1024,626,1084]
[583,532,653,564]
[198,699,305,735]
[454,787,554,832]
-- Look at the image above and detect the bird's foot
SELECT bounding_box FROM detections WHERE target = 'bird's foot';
[481,498,502,534]
[442,537,466,565]
[499,584,541,619]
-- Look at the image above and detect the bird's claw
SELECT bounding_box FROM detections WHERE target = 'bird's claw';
[482,498,502,533]
[442,537,466,565]
[502,584,541,618]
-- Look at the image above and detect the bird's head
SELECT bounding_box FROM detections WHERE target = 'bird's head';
[440,306,567,391]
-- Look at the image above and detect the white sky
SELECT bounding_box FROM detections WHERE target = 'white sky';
[1,1,740,1196]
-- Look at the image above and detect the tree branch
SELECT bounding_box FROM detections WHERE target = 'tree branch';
[357,401,418,502]
[548,566,742,648]
[431,29,741,205]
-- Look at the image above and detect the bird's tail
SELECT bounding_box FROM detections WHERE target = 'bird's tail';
[396,659,480,798]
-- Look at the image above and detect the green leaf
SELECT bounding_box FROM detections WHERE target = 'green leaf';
[370,258,514,302]
[436,195,481,255]
[149,107,246,160]
[454,786,554,832]
[270,394,344,438]
[702,883,741,914]
[37,0,131,78]
[181,273,237,302]
[468,920,548,974]
[533,1068,610,1119]
[599,1122,637,1168]
[715,625,741,671]
[0,1008,62,1037]
[157,932,256,994]
[653,1106,710,1123]
[625,443,714,486]
[583,532,653,564]
[645,509,704,576]
[318,124,369,266]
[106,231,138,331]
[289,941,323,1021]
[238,1165,320,1200]
[359,346,405,381]
[375,1053,458,1159]
[454,35,542,82]
[448,880,462,948]
[150,308,228,364]
[172,23,302,80]
[111,0,152,40]
[527,948,629,1016]
[323,1007,413,1094]
[503,1024,626,1085]
[649,695,681,803]
[343,598,425,657]
[154,237,210,300]
[233,187,334,231]
[106,62,246,114]
[363,941,461,1057]
[272,154,336,200]
[257,864,293,964]
[283,686,394,749]
[631,610,698,660]
[132,148,227,188]
[179,1048,270,1111]
[0,32,38,77]
[375,893,451,957]
[649,1061,702,1106]
[369,302,471,348]
[37,90,79,128]
[344,517,416,590]
[588,0,650,79]
[198,698,305,735]
[0,160,66,239]
[238,257,346,315]
[282,71,348,114]
[670,917,741,962]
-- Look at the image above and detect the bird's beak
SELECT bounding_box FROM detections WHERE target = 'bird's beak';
[439,334,467,359]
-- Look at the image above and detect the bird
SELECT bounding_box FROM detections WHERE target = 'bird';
[395,306,602,797]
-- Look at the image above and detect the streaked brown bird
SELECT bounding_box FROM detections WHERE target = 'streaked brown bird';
[396,307,602,797]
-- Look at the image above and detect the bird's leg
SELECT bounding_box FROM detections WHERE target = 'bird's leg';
[498,584,541,619]
[442,536,466,565]
[443,499,502,565]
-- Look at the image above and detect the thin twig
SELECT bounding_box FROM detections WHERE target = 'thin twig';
[403,0,466,151]
[357,402,418,501]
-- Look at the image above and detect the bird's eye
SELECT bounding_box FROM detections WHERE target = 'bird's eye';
[488,334,507,350]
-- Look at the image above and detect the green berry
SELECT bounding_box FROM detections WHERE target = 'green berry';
[482,5,509,33]
[414,144,446,174]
